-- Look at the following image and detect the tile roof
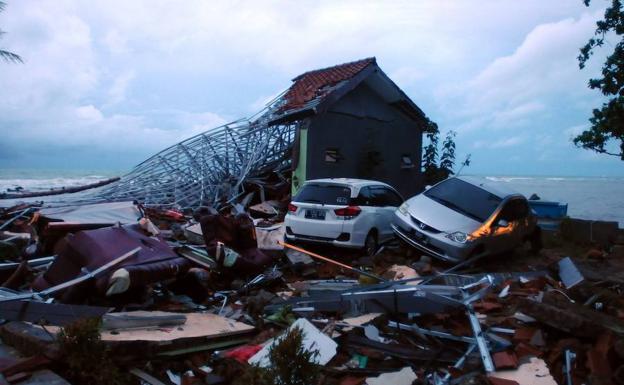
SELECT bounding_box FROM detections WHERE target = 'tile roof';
[279,57,376,113]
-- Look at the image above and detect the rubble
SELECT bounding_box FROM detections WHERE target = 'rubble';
[1,192,624,385]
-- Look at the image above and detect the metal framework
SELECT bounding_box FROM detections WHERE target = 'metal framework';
[89,98,298,209]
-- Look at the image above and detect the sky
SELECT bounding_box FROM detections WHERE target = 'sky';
[0,0,622,177]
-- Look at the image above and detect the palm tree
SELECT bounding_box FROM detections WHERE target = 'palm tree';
[0,1,22,63]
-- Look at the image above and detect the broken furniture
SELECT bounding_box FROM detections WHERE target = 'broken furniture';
[31,224,191,303]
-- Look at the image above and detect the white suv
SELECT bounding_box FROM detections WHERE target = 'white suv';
[285,178,403,255]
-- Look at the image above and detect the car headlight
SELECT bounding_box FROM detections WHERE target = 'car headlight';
[398,202,409,215]
[445,231,470,243]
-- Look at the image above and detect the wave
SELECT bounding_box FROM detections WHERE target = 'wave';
[0,176,110,192]
[485,176,534,183]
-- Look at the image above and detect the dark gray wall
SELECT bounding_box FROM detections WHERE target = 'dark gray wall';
[305,82,424,198]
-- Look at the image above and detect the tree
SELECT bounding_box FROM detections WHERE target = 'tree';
[0,1,22,63]
[439,130,457,179]
[576,0,623,159]
[421,118,462,185]
[422,118,440,184]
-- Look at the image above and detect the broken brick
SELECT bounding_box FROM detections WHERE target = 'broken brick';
[515,342,542,359]
[513,327,537,343]
[474,301,503,313]
[492,351,519,370]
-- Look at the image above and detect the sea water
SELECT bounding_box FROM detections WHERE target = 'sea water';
[1,170,622,226]
[483,176,624,227]
[0,169,122,192]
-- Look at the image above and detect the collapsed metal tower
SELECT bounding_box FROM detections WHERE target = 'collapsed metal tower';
[90,99,298,210]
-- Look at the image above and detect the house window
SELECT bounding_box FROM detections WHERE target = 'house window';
[325,148,341,163]
[401,154,414,169]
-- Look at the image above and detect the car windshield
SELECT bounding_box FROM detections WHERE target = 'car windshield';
[294,183,352,205]
[424,178,502,222]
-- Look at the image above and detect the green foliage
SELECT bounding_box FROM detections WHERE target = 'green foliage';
[439,130,457,179]
[235,326,320,385]
[576,0,624,159]
[421,117,462,185]
[422,118,440,184]
[57,318,132,385]
[0,1,22,63]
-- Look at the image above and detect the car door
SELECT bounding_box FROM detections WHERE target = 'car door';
[352,186,378,244]
[370,186,403,241]
[488,198,526,253]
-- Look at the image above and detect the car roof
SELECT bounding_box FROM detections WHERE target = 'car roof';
[304,178,393,189]
[454,176,523,199]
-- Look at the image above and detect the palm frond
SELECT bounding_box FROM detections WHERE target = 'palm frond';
[0,49,22,63]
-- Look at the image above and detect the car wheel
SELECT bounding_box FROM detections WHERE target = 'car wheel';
[363,231,378,257]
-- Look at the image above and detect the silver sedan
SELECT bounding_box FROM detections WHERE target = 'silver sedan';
[392,176,540,263]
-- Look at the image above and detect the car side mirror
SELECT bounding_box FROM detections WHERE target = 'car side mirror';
[424,185,432,190]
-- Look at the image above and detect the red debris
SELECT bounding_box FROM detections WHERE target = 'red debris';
[492,351,519,370]
[515,342,542,359]
[488,376,520,385]
[223,345,263,363]
[586,348,612,377]
[594,331,614,356]
[513,327,537,343]
[339,376,366,385]
[474,301,503,313]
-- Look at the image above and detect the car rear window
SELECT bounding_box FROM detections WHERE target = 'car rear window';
[424,178,502,222]
[294,184,352,205]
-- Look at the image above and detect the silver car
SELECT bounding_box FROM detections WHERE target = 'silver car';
[392,176,539,263]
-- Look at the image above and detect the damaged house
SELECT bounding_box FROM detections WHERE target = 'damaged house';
[92,57,428,209]
[272,57,427,197]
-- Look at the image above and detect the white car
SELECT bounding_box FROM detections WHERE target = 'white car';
[285,178,403,255]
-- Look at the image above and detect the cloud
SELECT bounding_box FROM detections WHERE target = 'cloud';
[441,11,604,133]
[473,136,526,149]
[107,70,135,105]
[0,0,621,176]
[75,105,104,122]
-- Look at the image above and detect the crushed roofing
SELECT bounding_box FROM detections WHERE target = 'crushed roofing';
[279,57,376,113]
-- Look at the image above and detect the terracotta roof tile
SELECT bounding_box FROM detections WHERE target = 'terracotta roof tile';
[280,57,375,112]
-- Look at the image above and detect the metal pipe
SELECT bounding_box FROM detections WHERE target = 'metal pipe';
[279,241,386,282]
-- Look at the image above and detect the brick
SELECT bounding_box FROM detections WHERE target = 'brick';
[515,342,542,359]
[513,327,537,342]
[493,351,519,370]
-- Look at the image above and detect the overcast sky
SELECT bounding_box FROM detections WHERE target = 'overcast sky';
[0,0,621,176]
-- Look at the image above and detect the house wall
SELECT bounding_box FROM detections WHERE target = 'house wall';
[291,126,307,195]
[305,82,424,198]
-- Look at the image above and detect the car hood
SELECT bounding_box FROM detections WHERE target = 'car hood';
[405,193,482,233]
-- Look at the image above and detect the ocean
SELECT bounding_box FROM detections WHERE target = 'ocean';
[0,169,622,227]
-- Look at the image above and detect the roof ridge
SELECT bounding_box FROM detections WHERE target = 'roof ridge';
[291,57,376,82]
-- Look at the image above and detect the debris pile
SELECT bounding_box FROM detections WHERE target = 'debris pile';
[1,199,624,385]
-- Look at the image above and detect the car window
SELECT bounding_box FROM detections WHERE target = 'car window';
[370,187,388,207]
[294,183,351,205]
[424,178,502,222]
[383,187,403,207]
[367,186,402,207]
[355,186,373,206]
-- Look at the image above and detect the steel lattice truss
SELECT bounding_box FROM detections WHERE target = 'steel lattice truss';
[89,103,298,210]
